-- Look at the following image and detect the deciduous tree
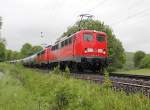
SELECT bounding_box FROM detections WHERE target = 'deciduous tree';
[21,43,33,57]
[0,42,6,62]
[134,51,145,67]
[31,46,43,54]
[21,43,43,58]
[140,55,150,68]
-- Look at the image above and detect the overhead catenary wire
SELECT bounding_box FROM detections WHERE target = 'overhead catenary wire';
[86,0,109,13]
[73,0,109,16]
[111,7,150,26]
[71,0,149,28]
[82,0,150,27]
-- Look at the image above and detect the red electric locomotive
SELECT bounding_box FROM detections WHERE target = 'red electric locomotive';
[44,30,109,72]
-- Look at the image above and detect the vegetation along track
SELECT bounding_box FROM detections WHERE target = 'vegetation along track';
[71,72,150,98]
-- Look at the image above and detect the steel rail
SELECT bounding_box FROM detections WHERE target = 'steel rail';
[71,73,150,98]
[109,72,150,81]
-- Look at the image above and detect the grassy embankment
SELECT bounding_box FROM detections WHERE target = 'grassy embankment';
[0,63,150,110]
[123,69,150,76]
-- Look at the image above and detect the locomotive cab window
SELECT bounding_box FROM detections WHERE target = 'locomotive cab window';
[61,41,65,47]
[97,35,105,42]
[83,34,93,41]
[37,53,40,56]
[68,37,72,44]
[52,44,58,51]
[65,39,68,46]
[41,51,45,54]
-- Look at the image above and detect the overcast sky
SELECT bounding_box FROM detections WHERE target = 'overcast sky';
[0,0,150,53]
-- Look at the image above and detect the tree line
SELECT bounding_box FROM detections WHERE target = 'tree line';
[0,38,43,62]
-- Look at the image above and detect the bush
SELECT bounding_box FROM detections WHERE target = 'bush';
[0,42,6,62]
[63,66,70,78]
[134,51,145,67]
[140,55,150,68]
[52,66,61,74]
[107,66,116,72]
[103,70,112,88]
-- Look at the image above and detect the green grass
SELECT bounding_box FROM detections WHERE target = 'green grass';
[123,68,150,76]
[116,68,150,76]
[0,63,150,110]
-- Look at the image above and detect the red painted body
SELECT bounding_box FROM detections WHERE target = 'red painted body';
[46,30,108,62]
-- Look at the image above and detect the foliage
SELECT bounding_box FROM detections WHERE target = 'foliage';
[52,66,70,78]
[0,63,150,110]
[20,43,43,58]
[134,51,145,67]
[20,43,33,57]
[0,37,6,45]
[62,19,126,71]
[63,66,70,78]
[11,51,22,60]
[5,49,23,61]
[108,37,126,70]
[52,66,61,74]
[5,50,12,60]
[32,45,43,54]
[0,42,43,61]
[0,42,6,62]
[140,55,150,68]
[103,70,112,88]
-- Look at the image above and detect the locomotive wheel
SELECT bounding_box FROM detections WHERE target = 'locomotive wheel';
[47,63,52,70]
[91,67,96,72]
[91,64,99,73]
[77,63,84,72]
[68,62,73,72]
[59,62,66,71]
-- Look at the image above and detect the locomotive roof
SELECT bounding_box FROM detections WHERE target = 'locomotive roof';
[53,30,106,45]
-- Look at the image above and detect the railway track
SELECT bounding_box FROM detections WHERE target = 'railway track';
[71,73,150,98]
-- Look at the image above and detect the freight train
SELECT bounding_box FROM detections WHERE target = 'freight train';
[12,30,110,72]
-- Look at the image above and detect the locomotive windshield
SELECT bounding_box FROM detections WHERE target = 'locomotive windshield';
[83,34,93,41]
[97,35,105,42]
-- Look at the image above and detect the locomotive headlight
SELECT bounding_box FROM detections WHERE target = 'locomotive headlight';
[87,48,94,52]
[103,49,106,54]
[85,48,94,53]
[98,49,103,53]
[85,48,93,52]
[103,51,106,54]
[85,48,87,53]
